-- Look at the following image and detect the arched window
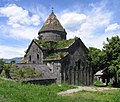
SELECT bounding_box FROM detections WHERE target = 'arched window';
[37,54,39,61]
[29,55,31,62]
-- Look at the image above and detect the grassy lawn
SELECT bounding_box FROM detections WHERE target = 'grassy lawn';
[0,78,120,102]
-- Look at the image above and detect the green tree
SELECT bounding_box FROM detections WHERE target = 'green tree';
[0,59,5,74]
[103,36,120,84]
[10,60,16,64]
[88,36,120,86]
[88,47,106,74]
[4,63,12,78]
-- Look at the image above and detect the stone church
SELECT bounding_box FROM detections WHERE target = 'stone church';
[21,11,93,86]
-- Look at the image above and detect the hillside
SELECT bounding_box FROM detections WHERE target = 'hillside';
[1,57,23,63]
[0,78,120,102]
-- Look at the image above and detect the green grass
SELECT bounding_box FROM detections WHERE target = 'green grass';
[35,38,75,50]
[0,78,120,102]
[69,90,120,102]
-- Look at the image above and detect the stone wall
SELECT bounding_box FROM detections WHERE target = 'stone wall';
[15,63,56,85]
[39,31,66,42]
[44,61,62,83]
[60,39,93,86]
[26,42,43,64]
[43,39,93,86]
[24,38,93,86]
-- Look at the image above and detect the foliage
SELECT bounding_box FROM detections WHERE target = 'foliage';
[35,37,76,60]
[0,78,120,102]
[1,63,43,82]
[0,61,16,78]
[2,60,16,78]
[35,37,75,50]
[0,59,5,73]
[103,36,120,84]
[88,47,106,74]
[11,65,43,81]
[88,36,120,85]
[10,60,16,64]
[4,63,12,78]
[94,80,104,85]
[44,52,68,60]
[52,38,75,49]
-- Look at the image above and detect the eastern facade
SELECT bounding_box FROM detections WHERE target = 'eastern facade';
[21,11,93,86]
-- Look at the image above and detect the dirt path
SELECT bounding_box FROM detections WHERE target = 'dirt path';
[57,86,118,96]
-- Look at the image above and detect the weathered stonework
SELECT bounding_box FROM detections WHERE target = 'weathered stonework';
[45,62,61,83]
[25,41,43,64]
[43,38,93,86]
[21,11,93,86]
[38,12,67,42]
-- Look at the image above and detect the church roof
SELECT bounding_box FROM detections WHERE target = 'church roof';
[38,12,65,33]
[13,64,56,80]
[35,38,76,50]
[25,39,43,55]
[44,52,69,61]
[24,37,88,61]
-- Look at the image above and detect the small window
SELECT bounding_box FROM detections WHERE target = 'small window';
[36,48,39,52]
[29,55,31,62]
[37,54,39,61]
[33,61,36,64]
[33,48,35,52]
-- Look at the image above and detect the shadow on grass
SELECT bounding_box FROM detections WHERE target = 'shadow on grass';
[94,83,120,88]
[112,83,120,88]
[94,84,107,87]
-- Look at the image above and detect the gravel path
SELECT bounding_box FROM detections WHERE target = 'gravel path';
[57,86,118,96]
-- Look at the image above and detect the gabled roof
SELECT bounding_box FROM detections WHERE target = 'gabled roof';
[38,12,65,33]
[25,39,43,55]
[24,37,88,61]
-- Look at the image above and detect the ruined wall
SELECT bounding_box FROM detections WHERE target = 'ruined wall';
[26,42,43,64]
[44,61,62,83]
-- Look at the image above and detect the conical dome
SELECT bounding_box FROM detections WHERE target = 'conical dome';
[38,12,65,33]
[38,12,67,42]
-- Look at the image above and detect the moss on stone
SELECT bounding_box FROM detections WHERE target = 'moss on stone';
[44,52,68,60]
[35,37,76,50]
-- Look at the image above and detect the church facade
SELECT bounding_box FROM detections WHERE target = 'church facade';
[21,11,93,86]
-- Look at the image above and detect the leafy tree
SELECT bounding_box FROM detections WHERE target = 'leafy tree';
[10,60,16,64]
[103,36,120,84]
[0,60,14,78]
[4,63,12,78]
[0,59,5,74]
[88,47,106,74]
[88,36,120,85]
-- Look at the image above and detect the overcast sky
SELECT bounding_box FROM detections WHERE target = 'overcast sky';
[0,0,120,58]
